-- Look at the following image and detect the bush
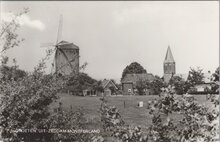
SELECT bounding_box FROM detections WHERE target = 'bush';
[100,87,219,142]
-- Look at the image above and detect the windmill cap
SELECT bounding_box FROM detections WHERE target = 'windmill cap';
[57,40,79,49]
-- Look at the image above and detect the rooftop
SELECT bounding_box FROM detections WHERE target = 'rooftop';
[164,46,175,63]
[57,40,79,50]
[121,73,155,84]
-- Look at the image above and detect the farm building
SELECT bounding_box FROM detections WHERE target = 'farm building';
[121,73,155,95]
[101,79,119,96]
[83,79,118,96]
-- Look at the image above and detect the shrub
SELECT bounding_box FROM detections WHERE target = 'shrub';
[100,87,219,142]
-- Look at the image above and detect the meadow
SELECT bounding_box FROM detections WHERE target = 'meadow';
[51,93,218,134]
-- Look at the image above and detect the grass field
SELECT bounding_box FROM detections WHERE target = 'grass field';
[51,93,219,133]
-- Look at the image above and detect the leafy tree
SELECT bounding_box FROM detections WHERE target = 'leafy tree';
[0,65,27,81]
[0,9,28,55]
[0,56,66,141]
[149,75,167,95]
[100,87,219,142]
[169,76,186,94]
[121,62,147,81]
[47,103,103,142]
[212,67,219,82]
[136,80,148,95]
[187,67,204,87]
[211,67,219,94]
[66,72,98,95]
[0,9,104,142]
[93,80,104,93]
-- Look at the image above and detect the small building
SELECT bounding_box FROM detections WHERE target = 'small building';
[101,79,119,96]
[121,73,155,95]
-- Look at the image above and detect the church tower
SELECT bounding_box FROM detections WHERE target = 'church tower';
[163,46,175,83]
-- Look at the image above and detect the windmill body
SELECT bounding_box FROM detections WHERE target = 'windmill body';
[55,40,79,76]
[41,15,80,76]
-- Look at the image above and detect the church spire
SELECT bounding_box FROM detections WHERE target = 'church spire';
[163,45,176,83]
[164,45,175,63]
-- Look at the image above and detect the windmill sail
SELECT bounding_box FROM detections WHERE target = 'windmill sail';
[56,15,63,44]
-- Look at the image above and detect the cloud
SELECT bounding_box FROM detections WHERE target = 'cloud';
[1,12,45,31]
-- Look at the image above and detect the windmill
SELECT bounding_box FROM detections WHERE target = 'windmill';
[41,15,79,76]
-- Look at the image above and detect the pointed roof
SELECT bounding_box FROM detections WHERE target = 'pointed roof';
[101,79,118,89]
[164,46,175,63]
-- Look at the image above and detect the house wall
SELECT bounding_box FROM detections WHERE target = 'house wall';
[104,89,111,96]
[103,80,118,95]
[122,83,133,95]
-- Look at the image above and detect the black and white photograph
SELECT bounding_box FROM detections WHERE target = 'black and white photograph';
[0,1,219,142]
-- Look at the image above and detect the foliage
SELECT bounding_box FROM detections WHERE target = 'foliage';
[169,76,186,95]
[149,76,167,95]
[100,97,125,132]
[47,103,104,142]
[135,76,167,95]
[0,8,29,55]
[212,67,219,82]
[187,67,204,87]
[0,63,67,141]
[0,65,27,82]
[0,9,104,142]
[148,88,219,142]
[66,72,98,95]
[136,80,148,95]
[93,81,104,93]
[100,97,149,142]
[211,67,219,94]
[100,87,219,142]
[121,62,147,81]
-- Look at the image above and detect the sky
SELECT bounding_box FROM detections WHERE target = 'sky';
[0,1,219,83]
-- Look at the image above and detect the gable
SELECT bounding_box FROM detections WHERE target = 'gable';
[102,79,118,90]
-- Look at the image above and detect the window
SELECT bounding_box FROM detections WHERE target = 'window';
[128,89,131,92]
